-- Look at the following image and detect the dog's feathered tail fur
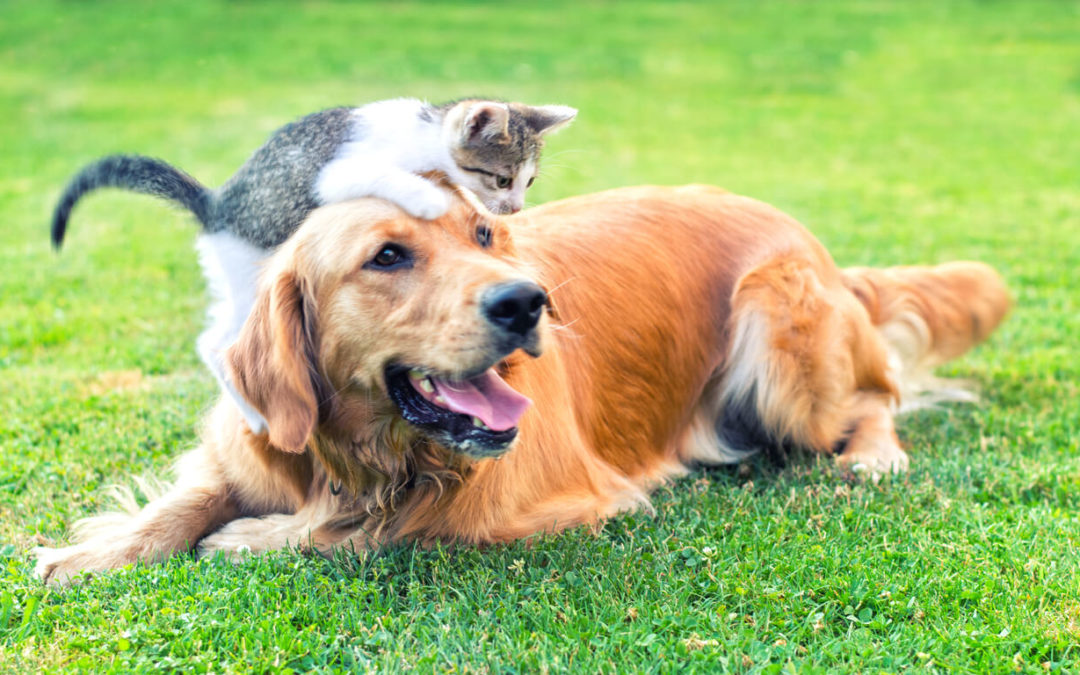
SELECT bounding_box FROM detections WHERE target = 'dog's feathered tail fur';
[842,262,1011,410]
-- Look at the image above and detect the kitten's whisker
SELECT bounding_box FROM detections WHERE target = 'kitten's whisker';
[536,164,588,179]
[542,149,587,160]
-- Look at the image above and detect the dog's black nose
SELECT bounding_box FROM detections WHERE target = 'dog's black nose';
[482,281,547,337]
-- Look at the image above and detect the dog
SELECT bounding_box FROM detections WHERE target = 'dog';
[35,183,1010,583]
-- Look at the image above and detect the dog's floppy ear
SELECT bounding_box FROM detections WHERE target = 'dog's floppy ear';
[227,270,319,453]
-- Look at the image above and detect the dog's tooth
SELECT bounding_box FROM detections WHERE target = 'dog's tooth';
[473,416,484,428]
[434,395,446,404]
[420,378,435,393]
[408,369,424,381]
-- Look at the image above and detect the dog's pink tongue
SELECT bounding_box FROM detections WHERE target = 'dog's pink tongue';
[431,369,531,432]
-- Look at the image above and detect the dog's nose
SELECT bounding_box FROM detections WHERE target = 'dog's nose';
[482,281,547,337]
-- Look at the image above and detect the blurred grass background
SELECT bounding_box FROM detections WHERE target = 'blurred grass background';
[1,1,1078,672]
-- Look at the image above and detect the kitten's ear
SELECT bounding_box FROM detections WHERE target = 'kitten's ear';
[461,103,511,145]
[227,269,320,453]
[519,104,577,136]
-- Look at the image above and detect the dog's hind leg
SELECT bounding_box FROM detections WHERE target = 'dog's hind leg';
[709,254,906,472]
[833,393,909,476]
[196,503,348,559]
[34,446,239,584]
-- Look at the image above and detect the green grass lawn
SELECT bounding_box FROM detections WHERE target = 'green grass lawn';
[1,0,1078,671]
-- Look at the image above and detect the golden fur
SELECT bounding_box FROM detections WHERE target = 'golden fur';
[35,184,1010,583]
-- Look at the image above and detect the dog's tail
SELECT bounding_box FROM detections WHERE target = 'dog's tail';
[51,155,213,248]
[842,261,1010,409]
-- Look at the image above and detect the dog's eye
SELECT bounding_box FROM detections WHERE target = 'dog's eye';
[526,176,535,188]
[496,175,512,189]
[476,225,493,248]
[365,244,412,271]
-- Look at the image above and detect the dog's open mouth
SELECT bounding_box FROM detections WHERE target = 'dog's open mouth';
[385,364,531,457]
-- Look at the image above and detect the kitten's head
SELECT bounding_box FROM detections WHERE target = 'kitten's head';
[441,100,576,214]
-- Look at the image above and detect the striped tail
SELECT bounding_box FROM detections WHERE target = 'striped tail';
[51,154,213,248]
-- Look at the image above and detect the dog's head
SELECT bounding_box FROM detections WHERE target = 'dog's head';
[226,186,548,462]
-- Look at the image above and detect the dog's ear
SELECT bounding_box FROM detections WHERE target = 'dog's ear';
[227,270,319,453]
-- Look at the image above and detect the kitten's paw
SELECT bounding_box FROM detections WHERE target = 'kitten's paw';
[401,188,449,220]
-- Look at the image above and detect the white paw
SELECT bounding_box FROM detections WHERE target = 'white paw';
[401,187,449,220]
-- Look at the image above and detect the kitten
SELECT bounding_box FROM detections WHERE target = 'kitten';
[50,98,576,432]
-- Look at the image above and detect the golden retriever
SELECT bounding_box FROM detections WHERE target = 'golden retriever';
[35,184,1010,583]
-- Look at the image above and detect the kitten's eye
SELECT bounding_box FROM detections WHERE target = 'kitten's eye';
[495,175,512,189]
[476,225,493,248]
[364,243,413,271]
[527,176,535,188]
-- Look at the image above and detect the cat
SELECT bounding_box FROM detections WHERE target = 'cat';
[50,98,577,432]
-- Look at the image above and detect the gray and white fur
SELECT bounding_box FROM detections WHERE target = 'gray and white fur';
[50,98,576,432]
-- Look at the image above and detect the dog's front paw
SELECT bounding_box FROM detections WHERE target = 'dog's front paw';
[197,514,299,560]
[196,537,254,562]
[197,526,264,561]
[34,546,94,586]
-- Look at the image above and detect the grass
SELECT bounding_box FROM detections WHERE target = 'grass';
[1,0,1078,671]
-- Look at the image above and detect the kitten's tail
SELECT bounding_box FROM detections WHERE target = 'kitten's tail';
[51,155,213,248]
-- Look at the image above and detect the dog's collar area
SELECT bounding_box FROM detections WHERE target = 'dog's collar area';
[384,364,524,458]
